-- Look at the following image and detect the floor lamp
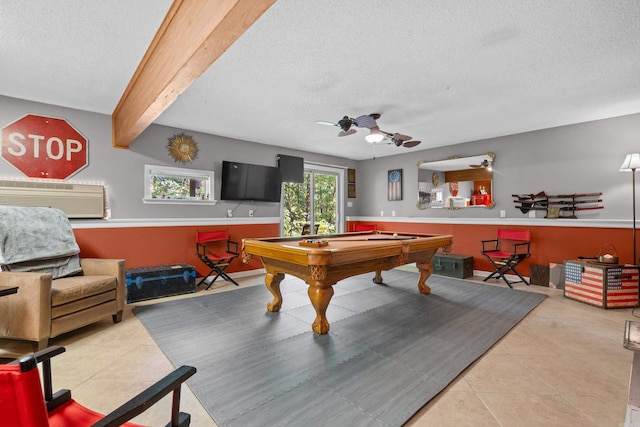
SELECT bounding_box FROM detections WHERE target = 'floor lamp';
[621,153,640,265]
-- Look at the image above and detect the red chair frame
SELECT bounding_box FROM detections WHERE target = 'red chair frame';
[481,229,531,288]
[196,230,239,289]
[0,345,196,427]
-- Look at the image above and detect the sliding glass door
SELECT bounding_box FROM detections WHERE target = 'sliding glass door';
[281,164,344,236]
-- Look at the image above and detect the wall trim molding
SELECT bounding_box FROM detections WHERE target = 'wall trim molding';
[70,217,281,229]
[347,216,632,229]
[70,216,634,230]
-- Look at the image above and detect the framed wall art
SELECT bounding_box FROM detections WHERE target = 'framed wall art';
[348,168,356,183]
[167,133,198,164]
[388,169,402,201]
[348,183,356,198]
[348,168,356,198]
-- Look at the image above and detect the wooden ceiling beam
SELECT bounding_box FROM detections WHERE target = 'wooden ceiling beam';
[112,0,276,149]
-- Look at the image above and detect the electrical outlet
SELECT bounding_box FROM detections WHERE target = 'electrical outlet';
[529,210,536,218]
[500,210,506,218]
[249,209,254,217]
[227,209,233,218]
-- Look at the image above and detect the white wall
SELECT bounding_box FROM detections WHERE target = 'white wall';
[2,95,639,222]
[0,95,358,220]
[354,113,640,220]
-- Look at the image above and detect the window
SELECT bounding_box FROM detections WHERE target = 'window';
[144,165,215,205]
[281,163,344,236]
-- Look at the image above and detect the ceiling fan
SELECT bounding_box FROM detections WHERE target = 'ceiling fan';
[315,113,380,137]
[469,159,492,168]
[377,130,422,148]
[315,113,421,148]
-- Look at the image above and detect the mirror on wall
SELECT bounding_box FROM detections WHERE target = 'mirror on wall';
[417,152,495,210]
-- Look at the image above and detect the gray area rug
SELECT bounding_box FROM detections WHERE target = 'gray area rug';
[134,270,546,427]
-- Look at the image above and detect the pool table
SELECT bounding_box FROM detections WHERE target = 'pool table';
[242,231,453,334]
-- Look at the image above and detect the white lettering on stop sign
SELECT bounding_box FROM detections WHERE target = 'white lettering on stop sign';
[7,132,82,161]
[1,114,89,179]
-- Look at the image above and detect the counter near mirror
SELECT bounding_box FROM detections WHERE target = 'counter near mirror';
[417,153,495,210]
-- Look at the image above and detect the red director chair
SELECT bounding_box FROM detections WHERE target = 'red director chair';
[481,229,531,288]
[196,230,239,289]
[0,345,196,427]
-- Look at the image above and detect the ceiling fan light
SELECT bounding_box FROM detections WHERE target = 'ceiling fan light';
[365,132,384,143]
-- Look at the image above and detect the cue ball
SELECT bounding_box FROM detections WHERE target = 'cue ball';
[393,233,398,237]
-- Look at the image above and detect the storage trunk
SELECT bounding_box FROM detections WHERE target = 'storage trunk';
[564,260,639,308]
[126,264,196,303]
[431,254,473,279]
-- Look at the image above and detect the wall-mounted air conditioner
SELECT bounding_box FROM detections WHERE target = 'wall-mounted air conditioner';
[0,179,105,218]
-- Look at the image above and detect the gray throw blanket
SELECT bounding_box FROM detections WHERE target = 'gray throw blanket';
[0,206,82,278]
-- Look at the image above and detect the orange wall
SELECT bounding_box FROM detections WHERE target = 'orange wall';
[73,223,280,276]
[349,221,636,275]
[72,220,635,278]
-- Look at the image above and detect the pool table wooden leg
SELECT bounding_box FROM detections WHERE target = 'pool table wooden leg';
[265,272,285,312]
[373,270,383,284]
[416,261,433,294]
[308,284,334,334]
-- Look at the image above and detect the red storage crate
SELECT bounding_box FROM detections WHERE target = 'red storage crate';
[564,260,639,308]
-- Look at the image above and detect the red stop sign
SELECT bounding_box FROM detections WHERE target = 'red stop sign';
[1,114,88,179]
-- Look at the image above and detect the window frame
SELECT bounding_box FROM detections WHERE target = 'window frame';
[143,164,216,205]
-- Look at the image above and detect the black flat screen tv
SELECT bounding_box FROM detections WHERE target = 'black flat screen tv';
[220,161,282,202]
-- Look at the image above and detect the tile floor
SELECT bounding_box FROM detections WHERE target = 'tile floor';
[2,272,636,427]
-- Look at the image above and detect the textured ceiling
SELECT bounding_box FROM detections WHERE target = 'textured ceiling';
[1,1,639,160]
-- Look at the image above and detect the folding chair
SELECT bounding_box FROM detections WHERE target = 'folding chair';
[353,223,377,231]
[196,230,239,289]
[481,229,531,288]
[0,345,196,427]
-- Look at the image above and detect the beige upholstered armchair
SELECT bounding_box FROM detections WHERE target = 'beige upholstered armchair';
[0,206,126,351]
[0,258,125,351]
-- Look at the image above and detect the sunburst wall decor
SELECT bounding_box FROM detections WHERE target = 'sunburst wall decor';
[167,133,199,164]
